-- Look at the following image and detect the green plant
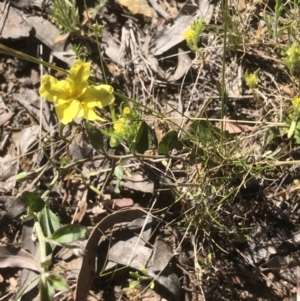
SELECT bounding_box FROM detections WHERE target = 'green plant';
[264,0,284,41]
[103,104,141,147]
[47,0,81,34]
[129,268,154,289]
[286,96,300,143]
[14,191,86,301]
[284,42,300,79]
[184,18,205,55]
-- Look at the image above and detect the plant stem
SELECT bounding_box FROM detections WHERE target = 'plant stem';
[33,214,47,269]
[220,0,229,145]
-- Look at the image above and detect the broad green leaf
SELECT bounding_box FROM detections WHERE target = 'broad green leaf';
[114,165,124,194]
[84,120,105,151]
[38,207,60,237]
[130,121,152,154]
[22,191,45,214]
[158,131,183,155]
[48,274,69,292]
[49,224,87,244]
[38,206,61,251]
[39,207,60,254]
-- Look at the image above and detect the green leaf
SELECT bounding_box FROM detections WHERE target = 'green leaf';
[84,120,105,151]
[129,271,140,279]
[114,165,124,194]
[39,206,61,253]
[288,119,297,138]
[190,148,205,162]
[150,281,155,289]
[264,127,279,148]
[22,191,45,214]
[40,276,54,301]
[158,131,183,155]
[48,224,87,244]
[130,121,152,154]
[38,207,61,237]
[141,267,149,277]
[129,280,140,288]
[190,120,216,146]
[48,274,69,292]
[294,121,300,144]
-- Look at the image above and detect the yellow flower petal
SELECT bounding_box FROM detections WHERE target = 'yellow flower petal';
[81,104,106,122]
[81,84,114,108]
[40,61,114,124]
[40,75,70,104]
[55,99,84,125]
[68,60,90,97]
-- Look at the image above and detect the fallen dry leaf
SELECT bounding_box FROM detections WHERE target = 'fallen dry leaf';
[26,16,76,66]
[166,48,192,82]
[114,198,134,208]
[0,109,13,126]
[16,218,41,299]
[19,126,40,154]
[225,121,255,134]
[117,0,154,18]
[0,3,32,39]
[150,0,213,56]
[230,0,246,11]
[75,208,147,301]
[0,154,17,181]
[111,171,154,193]
[9,276,18,291]
[0,246,40,272]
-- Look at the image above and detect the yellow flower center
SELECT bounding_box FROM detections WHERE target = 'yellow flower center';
[245,73,259,89]
[123,107,131,116]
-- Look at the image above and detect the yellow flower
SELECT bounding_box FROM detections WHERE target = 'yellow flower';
[123,107,131,116]
[114,117,126,133]
[245,73,259,89]
[292,97,300,109]
[184,28,196,42]
[287,44,300,57]
[39,60,114,124]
